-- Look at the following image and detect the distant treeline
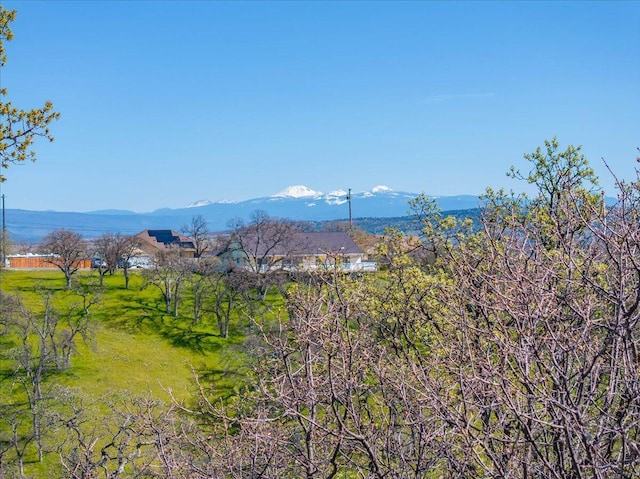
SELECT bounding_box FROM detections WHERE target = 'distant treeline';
[311,208,481,236]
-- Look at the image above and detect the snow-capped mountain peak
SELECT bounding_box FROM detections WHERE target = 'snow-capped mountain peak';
[187,199,213,208]
[371,185,392,193]
[273,185,320,198]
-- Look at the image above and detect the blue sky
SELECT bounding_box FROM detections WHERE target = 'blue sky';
[1,1,638,212]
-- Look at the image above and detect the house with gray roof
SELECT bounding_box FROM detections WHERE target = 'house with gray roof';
[218,230,375,272]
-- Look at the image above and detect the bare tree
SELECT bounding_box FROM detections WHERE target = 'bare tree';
[93,233,141,289]
[0,405,33,478]
[54,390,178,479]
[117,234,142,290]
[227,210,302,300]
[210,269,245,338]
[184,255,245,336]
[143,248,192,316]
[173,263,446,478]
[92,233,116,286]
[4,288,97,463]
[11,292,59,461]
[184,256,216,326]
[0,292,33,478]
[182,214,210,259]
[41,230,86,288]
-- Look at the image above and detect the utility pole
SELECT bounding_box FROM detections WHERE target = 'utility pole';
[1,193,4,268]
[347,188,352,233]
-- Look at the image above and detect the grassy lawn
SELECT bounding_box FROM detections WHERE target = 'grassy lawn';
[0,268,255,404]
[1,267,274,476]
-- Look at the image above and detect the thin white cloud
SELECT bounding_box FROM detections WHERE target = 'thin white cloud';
[422,92,496,104]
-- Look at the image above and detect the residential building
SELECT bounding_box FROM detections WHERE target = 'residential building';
[134,230,197,259]
[218,231,376,272]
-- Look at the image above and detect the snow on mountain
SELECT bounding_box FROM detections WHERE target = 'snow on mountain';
[187,199,213,208]
[271,185,398,201]
[273,185,320,198]
[324,189,348,205]
[250,185,403,202]
[268,185,403,204]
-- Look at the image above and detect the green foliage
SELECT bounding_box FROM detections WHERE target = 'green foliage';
[509,136,598,200]
[0,7,15,66]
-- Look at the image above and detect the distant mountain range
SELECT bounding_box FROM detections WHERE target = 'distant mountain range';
[5,185,483,242]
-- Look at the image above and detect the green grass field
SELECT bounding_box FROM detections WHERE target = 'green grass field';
[0,268,257,402]
[0,267,274,476]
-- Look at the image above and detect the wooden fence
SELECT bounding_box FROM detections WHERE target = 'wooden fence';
[7,256,92,269]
